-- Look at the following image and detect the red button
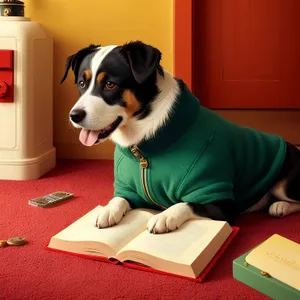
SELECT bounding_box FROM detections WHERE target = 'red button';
[0,81,9,97]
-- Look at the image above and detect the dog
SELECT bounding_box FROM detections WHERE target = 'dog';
[61,41,300,234]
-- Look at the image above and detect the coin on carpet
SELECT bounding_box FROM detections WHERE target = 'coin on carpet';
[7,237,27,246]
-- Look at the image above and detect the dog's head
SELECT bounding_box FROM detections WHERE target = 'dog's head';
[61,41,164,146]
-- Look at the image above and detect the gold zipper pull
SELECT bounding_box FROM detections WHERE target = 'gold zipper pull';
[130,146,149,168]
[140,158,148,168]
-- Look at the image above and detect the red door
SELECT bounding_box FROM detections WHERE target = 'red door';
[191,0,300,109]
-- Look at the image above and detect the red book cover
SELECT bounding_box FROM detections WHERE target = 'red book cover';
[45,226,239,282]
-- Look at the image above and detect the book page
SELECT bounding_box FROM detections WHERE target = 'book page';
[246,234,300,291]
[48,206,157,256]
[117,219,232,278]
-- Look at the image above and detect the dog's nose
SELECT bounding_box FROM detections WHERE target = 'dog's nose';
[70,109,86,123]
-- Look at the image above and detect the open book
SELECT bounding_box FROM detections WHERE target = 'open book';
[245,234,300,291]
[47,206,239,281]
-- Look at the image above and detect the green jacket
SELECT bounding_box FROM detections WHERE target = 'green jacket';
[113,82,287,212]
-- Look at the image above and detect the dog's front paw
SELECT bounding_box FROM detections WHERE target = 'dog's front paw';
[93,197,131,228]
[147,203,195,234]
[268,201,291,217]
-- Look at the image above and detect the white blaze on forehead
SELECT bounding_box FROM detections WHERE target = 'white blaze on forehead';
[87,45,118,92]
[91,45,118,71]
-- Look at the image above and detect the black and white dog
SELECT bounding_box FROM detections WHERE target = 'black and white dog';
[61,41,300,234]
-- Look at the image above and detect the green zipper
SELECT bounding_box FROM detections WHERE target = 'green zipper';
[130,146,166,210]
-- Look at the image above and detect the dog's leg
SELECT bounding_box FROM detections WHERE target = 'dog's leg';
[269,178,300,217]
[93,197,131,228]
[269,145,300,217]
[147,199,236,234]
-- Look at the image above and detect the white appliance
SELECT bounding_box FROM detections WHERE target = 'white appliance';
[0,16,56,180]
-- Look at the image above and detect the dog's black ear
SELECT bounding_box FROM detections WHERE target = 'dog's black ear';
[60,44,100,84]
[121,41,162,84]
[60,54,76,84]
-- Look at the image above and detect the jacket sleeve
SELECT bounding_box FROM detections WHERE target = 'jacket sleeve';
[179,181,234,204]
[176,148,235,205]
[113,150,145,209]
[113,176,144,209]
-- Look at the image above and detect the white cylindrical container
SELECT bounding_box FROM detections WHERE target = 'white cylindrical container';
[0,17,56,180]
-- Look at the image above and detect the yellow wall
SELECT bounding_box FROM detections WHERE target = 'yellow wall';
[25,0,174,159]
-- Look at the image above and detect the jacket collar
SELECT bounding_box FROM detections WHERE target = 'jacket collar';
[116,80,200,158]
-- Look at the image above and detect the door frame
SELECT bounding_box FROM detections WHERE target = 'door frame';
[174,0,193,91]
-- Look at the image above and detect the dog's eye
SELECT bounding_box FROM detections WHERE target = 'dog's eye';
[79,81,86,89]
[105,81,116,90]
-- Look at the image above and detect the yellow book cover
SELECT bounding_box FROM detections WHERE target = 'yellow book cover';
[246,234,300,291]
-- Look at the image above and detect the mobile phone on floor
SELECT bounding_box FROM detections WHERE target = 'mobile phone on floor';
[28,192,74,208]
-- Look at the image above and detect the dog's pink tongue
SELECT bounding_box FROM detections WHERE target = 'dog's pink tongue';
[79,129,100,146]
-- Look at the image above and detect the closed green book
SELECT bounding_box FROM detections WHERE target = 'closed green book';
[233,234,300,300]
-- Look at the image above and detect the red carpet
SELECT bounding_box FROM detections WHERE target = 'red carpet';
[1,159,300,300]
